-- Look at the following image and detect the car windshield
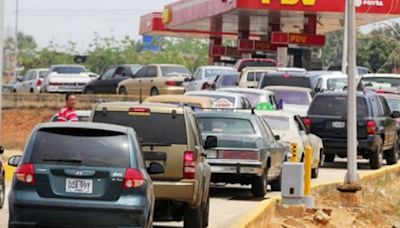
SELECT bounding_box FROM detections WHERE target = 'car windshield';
[218,74,239,87]
[259,74,311,88]
[386,98,400,112]
[197,117,255,134]
[39,71,49,78]
[262,116,290,131]
[361,77,400,89]
[31,128,131,168]
[161,66,191,77]
[327,78,348,90]
[205,69,236,78]
[270,90,310,105]
[93,111,187,145]
[309,96,368,117]
[51,66,86,74]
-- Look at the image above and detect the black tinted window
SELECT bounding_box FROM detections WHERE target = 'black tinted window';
[31,128,131,168]
[51,66,86,74]
[146,67,157,78]
[93,111,187,145]
[260,74,311,88]
[309,96,368,117]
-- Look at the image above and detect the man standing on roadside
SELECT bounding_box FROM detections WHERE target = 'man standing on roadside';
[57,93,78,122]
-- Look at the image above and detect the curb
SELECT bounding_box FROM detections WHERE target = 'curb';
[231,163,400,228]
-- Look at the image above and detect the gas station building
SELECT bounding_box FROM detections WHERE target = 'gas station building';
[140,0,400,69]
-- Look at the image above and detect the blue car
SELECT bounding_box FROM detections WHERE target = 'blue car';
[7,122,163,228]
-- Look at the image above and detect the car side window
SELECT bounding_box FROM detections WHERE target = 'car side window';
[257,117,274,143]
[114,67,125,78]
[31,71,37,80]
[371,96,384,117]
[135,67,148,78]
[247,72,255,82]
[101,68,116,80]
[145,66,157,78]
[240,98,247,108]
[121,67,132,77]
[379,96,392,117]
[193,69,202,81]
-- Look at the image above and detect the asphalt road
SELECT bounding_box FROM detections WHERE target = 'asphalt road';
[0,158,388,228]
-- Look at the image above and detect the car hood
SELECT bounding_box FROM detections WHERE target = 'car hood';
[201,134,262,149]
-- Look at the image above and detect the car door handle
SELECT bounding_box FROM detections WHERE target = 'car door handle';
[150,80,154,82]
[138,80,142,82]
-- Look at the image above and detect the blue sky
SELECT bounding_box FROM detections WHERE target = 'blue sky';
[4,0,174,50]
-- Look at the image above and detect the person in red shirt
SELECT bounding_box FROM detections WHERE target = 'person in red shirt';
[57,93,78,122]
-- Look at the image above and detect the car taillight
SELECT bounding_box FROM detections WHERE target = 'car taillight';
[220,150,259,160]
[16,163,36,185]
[123,168,144,189]
[183,151,196,179]
[367,120,377,135]
[165,80,177,86]
[36,80,42,86]
[304,117,311,129]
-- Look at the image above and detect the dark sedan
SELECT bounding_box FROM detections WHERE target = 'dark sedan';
[83,64,141,94]
[8,122,163,228]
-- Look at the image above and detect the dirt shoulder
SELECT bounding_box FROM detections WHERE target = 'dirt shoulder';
[270,173,400,227]
[1,108,57,151]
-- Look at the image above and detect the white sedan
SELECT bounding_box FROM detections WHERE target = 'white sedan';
[256,110,324,178]
[42,65,93,93]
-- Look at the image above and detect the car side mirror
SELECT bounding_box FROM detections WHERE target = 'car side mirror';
[184,77,192,82]
[0,146,3,155]
[392,111,400,118]
[147,162,165,175]
[204,136,218,149]
[8,155,22,167]
[274,135,280,141]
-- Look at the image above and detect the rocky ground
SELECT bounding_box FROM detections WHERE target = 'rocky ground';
[270,174,400,227]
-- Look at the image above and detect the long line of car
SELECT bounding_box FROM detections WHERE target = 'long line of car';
[3,59,400,227]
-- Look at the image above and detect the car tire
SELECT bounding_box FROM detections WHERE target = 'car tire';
[29,88,34,93]
[118,87,127,95]
[324,154,335,163]
[12,88,16,93]
[251,168,268,197]
[202,195,210,227]
[385,135,399,165]
[0,177,5,209]
[150,88,159,96]
[311,167,319,179]
[184,205,203,228]
[270,172,281,191]
[369,139,383,169]
[84,88,94,94]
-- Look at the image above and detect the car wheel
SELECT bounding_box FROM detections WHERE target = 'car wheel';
[118,87,127,95]
[251,167,268,197]
[311,167,319,179]
[12,88,16,93]
[202,195,210,227]
[369,138,383,169]
[385,135,399,165]
[324,154,335,163]
[184,205,203,228]
[29,88,34,93]
[270,172,281,191]
[150,88,159,96]
[0,178,5,209]
[84,88,94,94]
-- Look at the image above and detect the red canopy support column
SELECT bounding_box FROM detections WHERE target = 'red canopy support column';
[304,14,317,34]
[209,16,223,65]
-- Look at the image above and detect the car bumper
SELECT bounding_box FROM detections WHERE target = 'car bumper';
[207,159,264,175]
[46,85,85,93]
[9,191,149,227]
[159,86,185,95]
[321,135,380,155]
[153,180,196,203]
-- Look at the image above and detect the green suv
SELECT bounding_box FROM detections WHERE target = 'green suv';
[90,102,213,228]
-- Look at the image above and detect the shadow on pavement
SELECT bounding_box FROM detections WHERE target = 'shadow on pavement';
[322,159,376,170]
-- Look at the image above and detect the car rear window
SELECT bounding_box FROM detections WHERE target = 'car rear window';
[161,66,191,77]
[309,96,368,117]
[93,111,187,145]
[247,72,264,82]
[361,77,400,89]
[270,90,310,105]
[262,116,290,131]
[218,74,239,87]
[327,78,347,90]
[30,128,131,168]
[197,117,255,134]
[260,74,311,88]
[51,66,86,74]
[237,61,276,71]
[386,98,400,112]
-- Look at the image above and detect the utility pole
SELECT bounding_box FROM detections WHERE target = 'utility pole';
[14,0,19,80]
[0,0,4,139]
[344,0,360,187]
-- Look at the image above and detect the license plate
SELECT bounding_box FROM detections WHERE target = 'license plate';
[207,150,217,159]
[66,178,93,194]
[332,121,345,128]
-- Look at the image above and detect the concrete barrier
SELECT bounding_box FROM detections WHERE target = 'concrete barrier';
[2,93,139,110]
[231,163,400,228]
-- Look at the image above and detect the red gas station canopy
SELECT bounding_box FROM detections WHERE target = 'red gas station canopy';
[140,0,400,39]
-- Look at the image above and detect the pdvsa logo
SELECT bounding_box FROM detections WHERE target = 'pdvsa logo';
[355,0,384,7]
[261,0,316,6]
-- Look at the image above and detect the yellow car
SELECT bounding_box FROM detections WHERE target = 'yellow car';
[144,95,214,110]
[116,64,191,98]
